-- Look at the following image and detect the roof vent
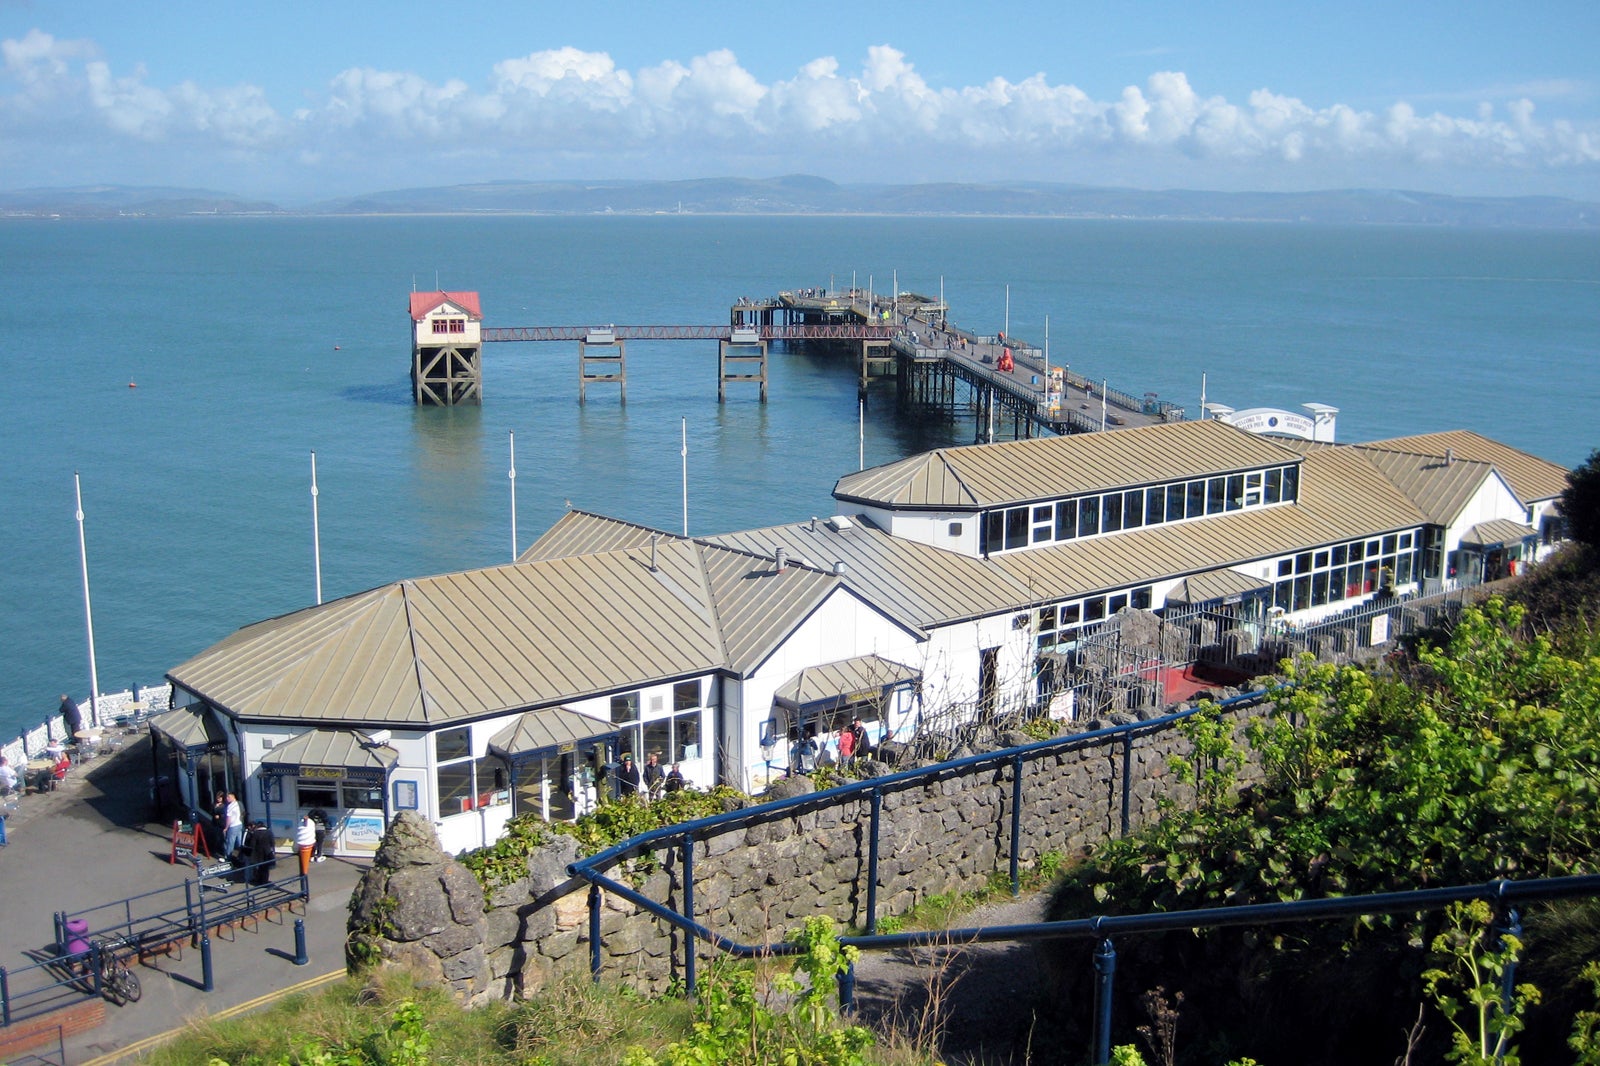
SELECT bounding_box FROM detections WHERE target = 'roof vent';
[1445,447,1455,466]
[774,547,788,573]
[649,533,659,573]
[827,515,855,532]
[833,560,848,576]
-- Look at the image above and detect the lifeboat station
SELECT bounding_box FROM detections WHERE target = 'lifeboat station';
[161,418,1568,858]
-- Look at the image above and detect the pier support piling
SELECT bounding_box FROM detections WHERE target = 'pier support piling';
[578,336,627,405]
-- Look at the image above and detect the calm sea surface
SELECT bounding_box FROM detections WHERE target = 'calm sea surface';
[1,216,1595,740]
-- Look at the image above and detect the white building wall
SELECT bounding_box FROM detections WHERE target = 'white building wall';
[736,589,923,790]
[877,509,983,555]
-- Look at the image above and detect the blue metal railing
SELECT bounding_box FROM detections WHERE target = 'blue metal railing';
[565,690,1600,1060]
[2,859,309,1024]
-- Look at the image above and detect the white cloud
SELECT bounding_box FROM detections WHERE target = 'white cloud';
[2,32,1596,198]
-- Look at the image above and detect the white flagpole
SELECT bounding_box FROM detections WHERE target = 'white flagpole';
[508,431,518,561]
[1200,372,1208,420]
[1101,380,1109,432]
[1004,283,1010,339]
[310,452,323,605]
[1044,314,1050,378]
[858,399,865,470]
[680,418,689,536]
[74,473,102,728]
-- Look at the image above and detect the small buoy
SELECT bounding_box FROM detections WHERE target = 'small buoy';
[128,381,137,388]
[333,345,341,350]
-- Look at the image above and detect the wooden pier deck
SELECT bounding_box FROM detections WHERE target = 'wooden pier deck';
[471,288,1184,439]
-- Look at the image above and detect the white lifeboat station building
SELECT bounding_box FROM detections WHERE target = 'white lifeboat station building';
[164,420,1568,857]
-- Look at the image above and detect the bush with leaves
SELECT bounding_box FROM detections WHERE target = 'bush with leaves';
[1046,597,1600,1063]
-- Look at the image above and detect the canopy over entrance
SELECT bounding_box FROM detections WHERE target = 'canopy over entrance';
[259,728,398,780]
[1460,519,1536,549]
[774,654,920,713]
[1165,568,1272,606]
[488,707,617,764]
[149,706,228,753]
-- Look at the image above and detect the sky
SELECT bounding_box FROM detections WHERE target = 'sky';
[2,0,1597,203]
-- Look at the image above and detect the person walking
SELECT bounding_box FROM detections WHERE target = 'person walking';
[295,813,316,875]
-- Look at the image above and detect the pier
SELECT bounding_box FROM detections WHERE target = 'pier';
[411,288,1184,440]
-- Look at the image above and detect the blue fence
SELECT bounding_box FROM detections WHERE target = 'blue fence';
[566,688,1600,1060]
[1,858,307,1026]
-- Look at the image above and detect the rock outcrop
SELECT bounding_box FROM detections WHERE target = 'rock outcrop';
[348,811,490,1004]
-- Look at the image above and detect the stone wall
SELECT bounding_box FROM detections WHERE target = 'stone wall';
[472,698,1269,999]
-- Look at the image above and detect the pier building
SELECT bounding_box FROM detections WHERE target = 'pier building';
[162,421,1568,857]
[410,291,483,405]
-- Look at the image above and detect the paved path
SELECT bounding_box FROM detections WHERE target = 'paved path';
[1,734,365,1064]
[848,891,1057,1066]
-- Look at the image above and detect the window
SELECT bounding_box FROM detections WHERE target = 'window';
[948,522,963,537]
[1244,471,1263,507]
[674,680,701,712]
[1084,596,1106,622]
[1005,508,1028,550]
[436,727,471,760]
[1226,474,1245,511]
[1077,497,1100,537]
[1206,477,1226,515]
[1265,468,1283,504]
[297,783,338,809]
[1102,492,1123,533]
[1055,501,1077,541]
[1123,490,1145,530]
[1131,586,1153,610]
[1166,484,1186,523]
[611,693,639,724]
[1109,593,1129,614]
[1281,465,1300,502]
[1186,480,1207,519]
[1147,487,1166,525]
[983,511,1004,553]
[342,782,383,809]
[431,317,466,334]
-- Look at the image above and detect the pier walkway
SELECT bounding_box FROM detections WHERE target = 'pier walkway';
[473,287,1184,439]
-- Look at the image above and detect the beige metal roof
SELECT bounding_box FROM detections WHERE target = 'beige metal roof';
[169,536,857,727]
[774,655,919,708]
[1165,568,1272,605]
[993,447,1428,601]
[488,707,615,757]
[1460,519,1537,546]
[705,516,1037,630]
[519,510,672,563]
[1346,447,1499,524]
[1362,430,1569,504]
[259,729,398,771]
[834,420,1303,510]
[149,706,227,750]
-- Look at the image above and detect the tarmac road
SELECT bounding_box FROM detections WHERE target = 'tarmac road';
[1,732,365,1064]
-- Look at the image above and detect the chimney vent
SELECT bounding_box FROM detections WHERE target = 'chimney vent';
[833,560,848,576]
[774,547,788,573]
[1445,447,1455,466]
[649,533,659,572]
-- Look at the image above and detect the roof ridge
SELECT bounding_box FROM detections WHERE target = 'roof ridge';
[398,581,437,724]
[689,540,733,668]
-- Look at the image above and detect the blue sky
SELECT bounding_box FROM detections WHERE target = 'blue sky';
[2,0,1596,202]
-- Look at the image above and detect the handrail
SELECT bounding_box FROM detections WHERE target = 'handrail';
[563,682,1598,1058]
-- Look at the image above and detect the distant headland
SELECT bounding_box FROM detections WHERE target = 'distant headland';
[2,175,1596,228]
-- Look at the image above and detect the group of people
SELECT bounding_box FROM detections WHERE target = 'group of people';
[613,751,685,800]
[790,718,872,774]
[211,790,329,882]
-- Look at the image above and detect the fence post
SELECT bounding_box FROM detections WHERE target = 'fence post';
[588,883,603,982]
[865,789,883,934]
[1091,936,1117,1066]
[89,942,103,999]
[838,957,856,1015]
[1009,753,1024,896]
[1119,732,1133,837]
[196,878,214,993]
[1,966,11,1027]
[682,833,696,998]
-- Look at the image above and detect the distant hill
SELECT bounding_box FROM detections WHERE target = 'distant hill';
[3,177,1596,227]
[0,184,279,218]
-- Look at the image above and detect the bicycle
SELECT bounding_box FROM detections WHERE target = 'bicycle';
[91,936,143,1006]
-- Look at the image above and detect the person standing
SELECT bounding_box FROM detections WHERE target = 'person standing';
[616,752,643,798]
[244,821,276,885]
[837,722,856,766]
[643,752,665,799]
[664,763,685,793]
[295,813,316,875]
[222,792,244,858]
[59,695,83,739]
[0,755,17,796]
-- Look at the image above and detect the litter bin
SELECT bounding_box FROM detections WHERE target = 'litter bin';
[64,917,90,961]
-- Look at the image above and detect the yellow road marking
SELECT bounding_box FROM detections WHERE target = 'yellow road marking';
[78,969,346,1066]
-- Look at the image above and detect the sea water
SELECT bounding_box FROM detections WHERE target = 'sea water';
[1,215,1595,741]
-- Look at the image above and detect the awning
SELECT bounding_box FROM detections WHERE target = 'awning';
[259,728,398,783]
[488,707,616,763]
[148,706,229,753]
[774,655,919,711]
[1165,568,1272,606]
[1460,519,1537,549]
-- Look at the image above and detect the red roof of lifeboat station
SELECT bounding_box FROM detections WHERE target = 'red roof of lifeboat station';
[409,291,482,321]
